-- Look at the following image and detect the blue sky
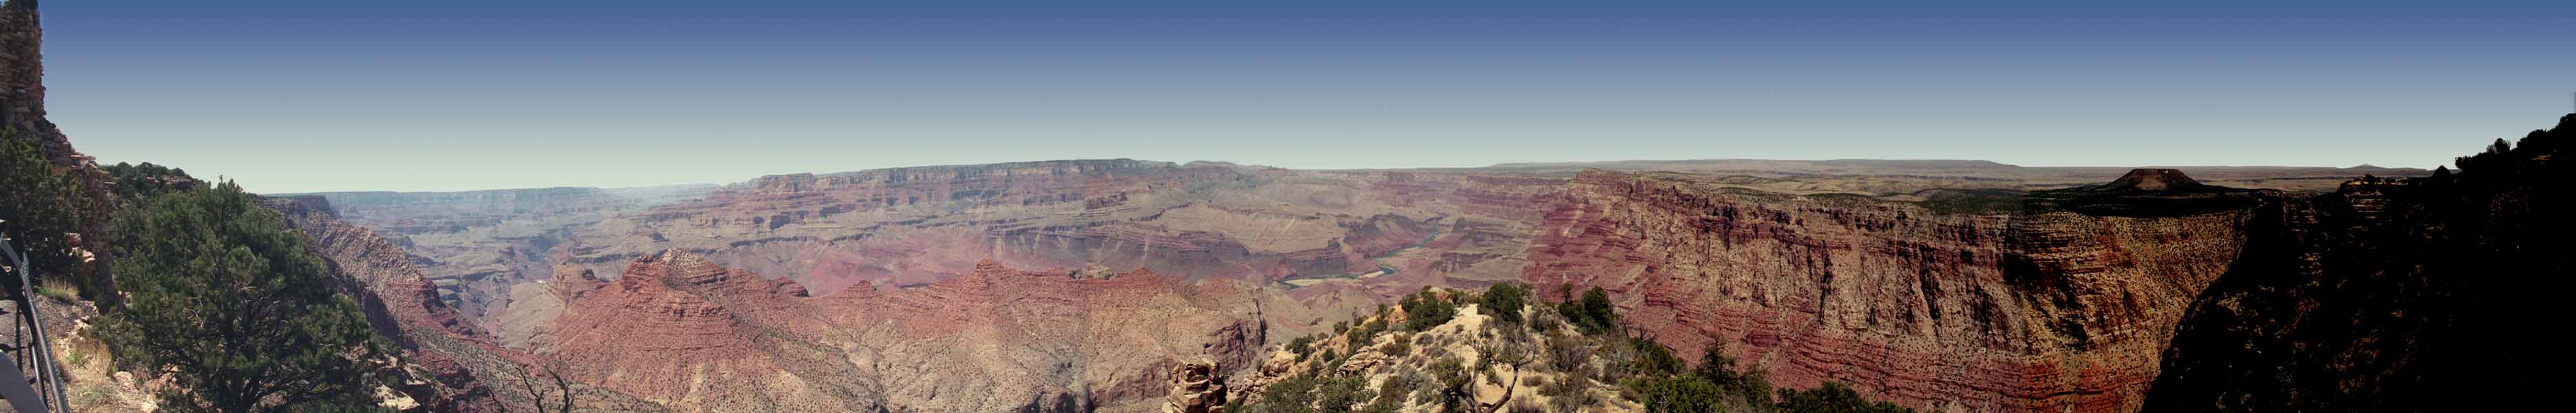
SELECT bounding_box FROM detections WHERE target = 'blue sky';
[36,1,2576,192]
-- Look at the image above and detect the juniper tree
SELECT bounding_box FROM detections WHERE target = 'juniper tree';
[0,134,90,294]
[94,182,384,412]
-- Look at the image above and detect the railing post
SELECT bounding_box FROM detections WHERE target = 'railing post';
[0,231,69,412]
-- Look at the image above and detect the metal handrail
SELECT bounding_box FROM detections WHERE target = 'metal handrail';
[0,228,70,413]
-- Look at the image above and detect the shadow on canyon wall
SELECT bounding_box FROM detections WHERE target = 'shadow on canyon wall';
[2146,114,2574,412]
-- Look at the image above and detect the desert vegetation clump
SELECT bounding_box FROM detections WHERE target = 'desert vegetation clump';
[1382,332,1413,357]
[92,182,387,412]
[0,134,96,296]
[1243,283,1921,413]
[1400,286,1457,331]
[1236,285,1869,412]
[1479,282,1530,324]
[1555,284,1619,335]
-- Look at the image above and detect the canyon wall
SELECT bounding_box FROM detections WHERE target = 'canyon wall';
[1521,169,2268,412]
[2143,115,2574,412]
[537,249,1265,412]
[288,155,2433,412]
[299,158,2431,412]
[265,195,531,412]
[278,185,711,326]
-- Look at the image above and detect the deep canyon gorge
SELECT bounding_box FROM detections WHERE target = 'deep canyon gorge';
[6,0,2568,411]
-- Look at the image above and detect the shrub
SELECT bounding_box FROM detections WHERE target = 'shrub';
[103,161,202,207]
[1361,399,1403,413]
[1238,374,1320,413]
[1402,289,1457,332]
[1349,316,1387,348]
[1552,284,1621,335]
[1776,381,1917,413]
[1529,310,1562,332]
[1627,336,1685,377]
[34,285,76,301]
[1380,367,1423,401]
[1696,341,1772,402]
[1481,282,1529,324]
[1546,335,1590,374]
[0,135,94,296]
[1382,332,1413,357]
[1317,374,1373,412]
[1539,372,1595,412]
[1423,356,1473,410]
[94,182,384,412]
[1637,374,1727,413]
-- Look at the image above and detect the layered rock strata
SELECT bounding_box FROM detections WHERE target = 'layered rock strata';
[1521,169,2266,412]
[276,186,708,324]
[535,250,1265,412]
[1162,360,1227,413]
[265,195,523,412]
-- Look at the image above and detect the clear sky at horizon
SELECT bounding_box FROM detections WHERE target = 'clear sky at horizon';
[34,1,2576,192]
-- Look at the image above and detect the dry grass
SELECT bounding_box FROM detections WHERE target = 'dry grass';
[36,277,80,301]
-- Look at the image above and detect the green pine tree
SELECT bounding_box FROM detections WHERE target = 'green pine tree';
[0,132,90,293]
[94,181,385,412]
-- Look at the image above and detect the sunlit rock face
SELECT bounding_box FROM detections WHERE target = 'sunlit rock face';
[267,195,519,412]
[1521,169,2265,412]
[536,249,1264,412]
[288,151,2424,412]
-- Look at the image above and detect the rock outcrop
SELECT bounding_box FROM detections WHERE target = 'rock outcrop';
[1163,359,1227,413]
[540,250,866,412]
[3,0,118,296]
[1520,169,2266,412]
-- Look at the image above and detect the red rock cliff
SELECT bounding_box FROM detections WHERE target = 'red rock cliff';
[266,195,525,412]
[1522,169,2261,412]
[537,249,1264,412]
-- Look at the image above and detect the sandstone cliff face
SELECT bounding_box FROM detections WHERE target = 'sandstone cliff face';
[535,249,1265,412]
[1521,169,2263,412]
[3,0,117,295]
[265,195,523,412]
[1163,360,1227,413]
[541,251,871,412]
[543,161,1562,344]
[269,196,488,341]
[570,161,1562,288]
[283,185,713,331]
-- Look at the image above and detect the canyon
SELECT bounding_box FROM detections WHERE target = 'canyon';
[11,1,2549,410]
[1521,168,2266,412]
[271,154,2436,412]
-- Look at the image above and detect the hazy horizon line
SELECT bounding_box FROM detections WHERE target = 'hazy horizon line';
[236,156,2432,194]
